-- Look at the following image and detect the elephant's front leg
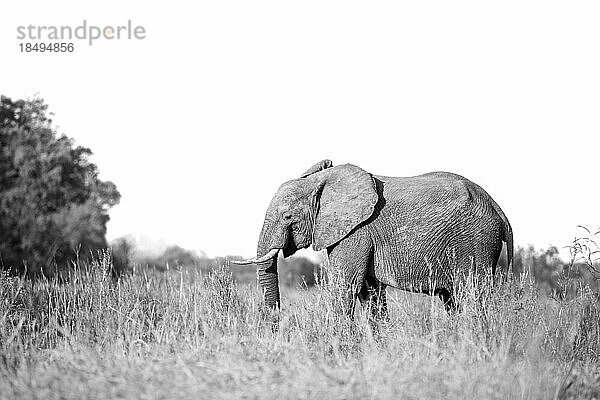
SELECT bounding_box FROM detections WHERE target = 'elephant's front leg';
[358,274,389,338]
[326,228,372,319]
[358,275,388,321]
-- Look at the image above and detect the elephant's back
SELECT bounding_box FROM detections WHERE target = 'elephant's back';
[374,172,474,208]
[369,172,504,291]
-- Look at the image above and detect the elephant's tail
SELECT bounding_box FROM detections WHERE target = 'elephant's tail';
[490,197,513,271]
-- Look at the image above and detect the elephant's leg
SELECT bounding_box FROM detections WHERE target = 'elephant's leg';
[327,228,372,320]
[434,288,456,313]
[358,275,389,337]
[358,275,389,321]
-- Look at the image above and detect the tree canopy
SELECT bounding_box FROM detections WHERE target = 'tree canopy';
[0,95,120,275]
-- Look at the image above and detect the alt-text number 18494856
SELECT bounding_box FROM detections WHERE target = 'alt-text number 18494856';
[19,43,74,52]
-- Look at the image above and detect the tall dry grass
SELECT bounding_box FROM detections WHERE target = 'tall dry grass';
[1,251,599,399]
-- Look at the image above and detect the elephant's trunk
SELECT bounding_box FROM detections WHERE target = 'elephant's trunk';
[229,246,280,308]
[255,239,280,309]
[233,203,286,309]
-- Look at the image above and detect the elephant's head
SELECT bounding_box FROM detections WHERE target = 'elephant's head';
[232,160,378,308]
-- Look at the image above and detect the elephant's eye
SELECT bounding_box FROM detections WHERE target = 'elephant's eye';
[283,212,292,221]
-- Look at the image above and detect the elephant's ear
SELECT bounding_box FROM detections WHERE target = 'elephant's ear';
[300,159,333,178]
[311,164,378,251]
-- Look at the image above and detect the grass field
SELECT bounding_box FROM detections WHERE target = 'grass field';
[1,254,600,400]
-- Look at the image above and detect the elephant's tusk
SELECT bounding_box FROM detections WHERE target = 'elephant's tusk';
[229,248,279,265]
[229,258,255,265]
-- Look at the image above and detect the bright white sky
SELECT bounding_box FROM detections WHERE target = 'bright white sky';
[1,1,598,258]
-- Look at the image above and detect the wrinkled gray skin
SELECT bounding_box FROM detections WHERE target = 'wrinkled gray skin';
[236,160,513,319]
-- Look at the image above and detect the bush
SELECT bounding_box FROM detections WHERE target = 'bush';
[0,95,119,276]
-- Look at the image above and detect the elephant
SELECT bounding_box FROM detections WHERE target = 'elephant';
[232,160,513,319]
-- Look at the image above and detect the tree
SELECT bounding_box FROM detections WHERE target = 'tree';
[0,95,120,275]
[110,237,134,278]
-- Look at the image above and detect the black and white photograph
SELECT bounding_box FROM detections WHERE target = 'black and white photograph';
[1,1,599,399]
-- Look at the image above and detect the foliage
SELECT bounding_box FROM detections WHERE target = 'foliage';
[0,95,120,276]
[110,237,134,278]
[511,237,600,298]
[132,243,320,288]
[135,245,209,271]
[1,254,600,399]
[512,245,565,293]
[566,227,600,281]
